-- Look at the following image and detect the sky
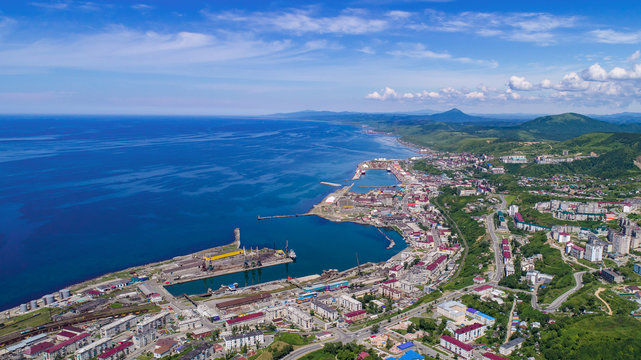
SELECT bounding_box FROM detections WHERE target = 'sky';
[1,1,641,115]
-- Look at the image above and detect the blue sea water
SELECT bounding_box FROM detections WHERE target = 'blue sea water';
[0,116,415,309]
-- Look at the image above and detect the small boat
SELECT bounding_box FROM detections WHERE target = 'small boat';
[227,282,239,291]
[288,249,296,260]
[386,167,391,172]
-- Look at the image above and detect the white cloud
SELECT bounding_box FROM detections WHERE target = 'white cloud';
[387,43,497,67]
[386,10,412,19]
[555,72,590,91]
[465,91,485,99]
[580,63,608,81]
[30,2,69,10]
[357,46,375,54]
[590,29,641,44]
[608,64,641,79]
[0,28,295,69]
[132,4,154,11]
[422,10,579,45]
[540,79,552,89]
[206,9,388,35]
[366,87,399,100]
[628,50,641,62]
[508,75,533,91]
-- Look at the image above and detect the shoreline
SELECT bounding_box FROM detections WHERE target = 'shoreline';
[2,128,417,314]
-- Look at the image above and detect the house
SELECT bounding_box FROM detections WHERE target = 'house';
[473,276,486,284]
[224,331,265,351]
[565,242,585,259]
[154,345,172,359]
[634,263,641,275]
[499,337,525,355]
[440,335,473,359]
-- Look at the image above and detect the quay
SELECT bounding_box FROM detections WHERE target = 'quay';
[257,213,312,220]
[320,181,341,187]
[164,257,294,286]
[377,227,396,249]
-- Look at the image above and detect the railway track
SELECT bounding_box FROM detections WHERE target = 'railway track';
[0,305,154,347]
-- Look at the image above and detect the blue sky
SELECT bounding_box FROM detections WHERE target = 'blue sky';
[1,1,641,115]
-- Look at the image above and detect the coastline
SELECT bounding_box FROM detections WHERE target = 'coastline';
[2,129,418,314]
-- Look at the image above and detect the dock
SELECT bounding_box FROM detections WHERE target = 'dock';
[320,181,342,187]
[165,257,294,286]
[377,227,396,249]
[257,214,312,220]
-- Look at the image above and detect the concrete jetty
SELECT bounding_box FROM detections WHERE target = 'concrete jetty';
[257,213,312,220]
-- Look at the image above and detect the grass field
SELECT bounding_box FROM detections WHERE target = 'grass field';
[0,308,52,337]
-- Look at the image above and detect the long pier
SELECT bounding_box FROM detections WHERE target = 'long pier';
[377,227,396,249]
[257,214,312,220]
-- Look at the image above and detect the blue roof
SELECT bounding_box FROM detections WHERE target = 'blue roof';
[399,350,424,360]
[397,342,414,350]
[385,357,397,360]
[477,311,495,320]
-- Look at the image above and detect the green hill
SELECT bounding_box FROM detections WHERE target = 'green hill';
[519,113,621,140]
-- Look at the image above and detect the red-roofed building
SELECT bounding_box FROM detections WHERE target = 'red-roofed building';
[380,285,402,300]
[44,333,90,360]
[440,335,473,358]
[473,276,486,284]
[453,322,487,342]
[357,351,370,360]
[426,255,448,277]
[472,285,493,296]
[344,309,367,323]
[482,352,509,360]
[97,341,133,360]
[226,312,265,326]
[23,341,54,357]
[56,330,77,341]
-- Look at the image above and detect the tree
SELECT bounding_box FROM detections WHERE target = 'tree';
[371,324,380,334]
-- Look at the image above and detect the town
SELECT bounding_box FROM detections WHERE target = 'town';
[2,149,641,360]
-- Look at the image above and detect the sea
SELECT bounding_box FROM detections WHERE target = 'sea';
[0,116,416,310]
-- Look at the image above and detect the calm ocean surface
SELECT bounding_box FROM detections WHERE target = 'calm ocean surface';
[0,116,415,309]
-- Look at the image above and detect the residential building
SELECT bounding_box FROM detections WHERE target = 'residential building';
[453,323,487,343]
[466,308,495,326]
[600,269,624,283]
[133,312,171,348]
[224,331,265,351]
[74,337,112,360]
[634,263,641,276]
[344,309,367,323]
[311,300,339,321]
[97,342,133,360]
[100,315,137,337]
[440,335,473,359]
[499,337,525,355]
[339,294,362,312]
[584,242,603,262]
[284,306,313,330]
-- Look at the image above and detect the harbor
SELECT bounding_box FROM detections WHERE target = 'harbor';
[158,228,295,286]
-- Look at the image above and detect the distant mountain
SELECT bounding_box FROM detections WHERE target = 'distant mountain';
[425,108,490,122]
[592,112,641,124]
[518,113,626,140]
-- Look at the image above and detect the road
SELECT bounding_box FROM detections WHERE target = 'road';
[545,271,586,311]
[504,298,517,342]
